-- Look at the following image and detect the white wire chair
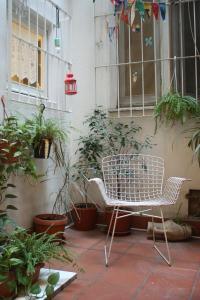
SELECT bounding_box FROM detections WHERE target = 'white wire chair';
[89,154,188,267]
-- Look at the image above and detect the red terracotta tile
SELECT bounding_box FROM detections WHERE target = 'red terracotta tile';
[49,229,200,300]
[134,268,196,300]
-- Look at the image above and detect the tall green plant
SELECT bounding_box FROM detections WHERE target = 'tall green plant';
[76,107,153,176]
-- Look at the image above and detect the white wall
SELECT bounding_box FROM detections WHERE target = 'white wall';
[0,0,74,228]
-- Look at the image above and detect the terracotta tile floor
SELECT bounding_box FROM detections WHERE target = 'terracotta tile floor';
[52,229,200,300]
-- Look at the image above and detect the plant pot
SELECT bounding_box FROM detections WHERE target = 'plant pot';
[33,214,68,238]
[72,204,97,231]
[105,209,132,236]
[0,272,16,298]
[31,263,45,284]
[34,139,52,159]
[0,141,19,164]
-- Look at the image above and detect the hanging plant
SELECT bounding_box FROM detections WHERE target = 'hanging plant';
[187,118,200,166]
[154,92,200,133]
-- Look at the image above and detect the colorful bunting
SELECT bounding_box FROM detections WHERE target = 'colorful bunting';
[121,8,129,24]
[144,3,152,18]
[152,3,159,20]
[130,1,136,27]
[159,3,166,20]
[135,0,145,20]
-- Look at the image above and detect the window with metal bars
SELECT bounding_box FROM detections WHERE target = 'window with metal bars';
[94,0,200,117]
[9,0,71,111]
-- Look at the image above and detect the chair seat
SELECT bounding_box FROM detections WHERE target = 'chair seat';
[106,197,172,207]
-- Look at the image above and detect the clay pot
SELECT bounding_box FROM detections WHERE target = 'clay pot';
[0,272,16,298]
[31,263,45,283]
[34,139,52,159]
[33,214,68,238]
[0,141,19,164]
[105,209,132,236]
[72,204,97,231]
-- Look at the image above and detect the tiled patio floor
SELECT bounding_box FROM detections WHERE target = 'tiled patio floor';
[52,228,200,300]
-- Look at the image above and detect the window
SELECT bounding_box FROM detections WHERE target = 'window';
[171,2,200,98]
[94,0,200,117]
[11,21,45,89]
[9,0,71,111]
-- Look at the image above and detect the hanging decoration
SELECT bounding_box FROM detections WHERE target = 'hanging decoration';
[152,3,159,20]
[106,17,119,42]
[121,8,129,24]
[54,6,61,51]
[159,3,166,20]
[132,72,138,83]
[144,3,152,18]
[144,36,153,47]
[64,70,77,95]
[135,0,145,20]
[130,1,136,27]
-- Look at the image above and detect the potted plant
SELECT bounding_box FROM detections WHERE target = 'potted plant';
[28,104,70,236]
[26,104,67,161]
[70,168,98,231]
[154,92,200,133]
[75,108,154,235]
[0,228,80,298]
[187,117,200,166]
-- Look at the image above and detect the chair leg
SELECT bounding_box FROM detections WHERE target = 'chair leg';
[153,207,172,266]
[104,206,119,267]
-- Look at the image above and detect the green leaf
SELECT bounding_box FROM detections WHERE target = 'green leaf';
[30,283,42,295]
[13,151,22,158]
[6,205,18,210]
[9,258,23,266]
[5,194,17,198]
[47,272,60,286]
[0,274,8,282]
[45,284,54,297]
[7,183,16,188]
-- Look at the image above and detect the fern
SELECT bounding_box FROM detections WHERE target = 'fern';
[154,92,200,133]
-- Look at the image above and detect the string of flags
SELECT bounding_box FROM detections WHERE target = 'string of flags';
[94,0,167,47]
[111,0,166,22]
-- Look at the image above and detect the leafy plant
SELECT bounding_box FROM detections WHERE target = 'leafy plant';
[0,228,81,298]
[76,107,153,176]
[25,104,67,168]
[187,117,200,166]
[154,92,200,133]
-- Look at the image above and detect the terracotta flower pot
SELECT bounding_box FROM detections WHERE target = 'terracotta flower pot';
[0,141,19,164]
[33,214,68,238]
[0,272,16,298]
[105,209,132,236]
[31,263,45,283]
[72,204,97,231]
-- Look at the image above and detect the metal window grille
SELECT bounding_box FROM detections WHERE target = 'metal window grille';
[94,0,200,118]
[7,0,72,112]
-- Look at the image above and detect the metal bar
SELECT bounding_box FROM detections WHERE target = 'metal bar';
[6,0,12,101]
[193,0,198,101]
[116,23,120,118]
[179,1,184,95]
[141,17,145,116]
[95,54,200,69]
[128,23,132,117]
[153,11,158,104]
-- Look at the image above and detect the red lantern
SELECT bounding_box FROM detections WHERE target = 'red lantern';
[64,72,77,95]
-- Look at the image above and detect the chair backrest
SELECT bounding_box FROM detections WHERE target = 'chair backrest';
[102,154,164,202]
